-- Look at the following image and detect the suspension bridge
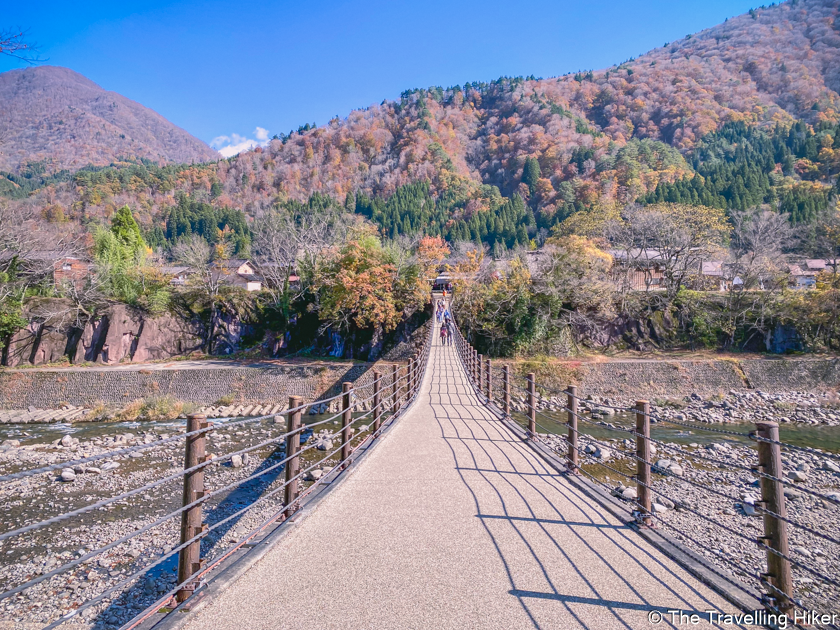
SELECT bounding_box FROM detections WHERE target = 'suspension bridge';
[0,300,838,629]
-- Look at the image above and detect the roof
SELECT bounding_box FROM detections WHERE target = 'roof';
[213,259,251,270]
[161,266,191,275]
[700,261,724,276]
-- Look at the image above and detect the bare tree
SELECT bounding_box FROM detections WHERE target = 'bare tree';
[173,236,224,352]
[0,28,43,63]
[722,208,795,349]
[251,205,350,319]
[606,203,729,308]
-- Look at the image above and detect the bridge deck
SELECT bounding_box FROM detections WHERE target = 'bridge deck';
[183,323,737,629]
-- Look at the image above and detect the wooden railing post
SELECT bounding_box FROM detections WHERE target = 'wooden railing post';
[478,354,484,395]
[284,396,302,517]
[566,386,579,474]
[635,400,652,527]
[341,382,352,468]
[527,373,536,439]
[486,358,492,402]
[391,364,398,413]
[177,414,209,602]
[755,421,794,615]
[409,356,415,398]
[473,348,478,383]
[372,371,382,436]
[502,365,510,417]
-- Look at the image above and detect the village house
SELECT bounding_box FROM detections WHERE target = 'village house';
[51,256,93,289]
[607,248,667,291]
[787,259,838,289]
[164,259,263,292]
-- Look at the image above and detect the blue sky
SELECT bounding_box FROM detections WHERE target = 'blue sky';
[2,0,758,155]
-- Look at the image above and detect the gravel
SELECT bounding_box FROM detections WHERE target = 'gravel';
[0,419,347,629]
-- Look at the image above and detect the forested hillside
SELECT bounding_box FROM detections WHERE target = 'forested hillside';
[3,0,839,251]
[0,66,218,176]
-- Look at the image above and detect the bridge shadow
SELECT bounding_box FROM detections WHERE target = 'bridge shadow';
[426,343,732,630]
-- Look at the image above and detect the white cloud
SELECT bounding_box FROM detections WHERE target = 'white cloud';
[211,127,271,158]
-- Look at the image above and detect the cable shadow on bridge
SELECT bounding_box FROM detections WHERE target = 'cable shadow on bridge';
[427,342,727,630]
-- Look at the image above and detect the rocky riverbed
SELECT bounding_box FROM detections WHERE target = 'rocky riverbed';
[540,430,840,616]
[0,415,364,629]
[513,388,840,427]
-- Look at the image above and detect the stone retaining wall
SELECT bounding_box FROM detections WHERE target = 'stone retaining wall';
[0,363,388,410]
[566,357,840,399]
[2,356,837,411]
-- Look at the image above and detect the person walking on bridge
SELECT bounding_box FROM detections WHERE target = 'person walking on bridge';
[439,323,448,346]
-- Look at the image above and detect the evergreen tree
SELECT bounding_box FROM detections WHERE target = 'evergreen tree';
[522,157,541,196]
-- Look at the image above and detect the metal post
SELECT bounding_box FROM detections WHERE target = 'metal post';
[341,382,352,468]
[391,363,398,413]
[284,396,302,517]
[635,401,651,527]
[755,421,793,614]
[527,373,536,439]
[372,370,382,436]
[478,354,484,396]
[566,386,579,474]
[486,358,492,402]
[502,365,510,417]
[177,414,209,602]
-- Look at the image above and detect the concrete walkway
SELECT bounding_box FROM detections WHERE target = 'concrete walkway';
[183,322,738,630]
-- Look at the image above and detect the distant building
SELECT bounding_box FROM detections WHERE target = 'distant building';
[52,256,93,289]
[160,266,191,286]
[607,249,667,291]
[159,260,263,292]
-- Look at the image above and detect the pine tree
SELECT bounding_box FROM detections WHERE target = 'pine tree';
[522,157,541,196]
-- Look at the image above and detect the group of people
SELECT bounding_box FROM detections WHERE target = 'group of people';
[436,301,454,346]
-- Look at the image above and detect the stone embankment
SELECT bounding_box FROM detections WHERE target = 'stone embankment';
[572,357,840,399]
[0,362,380,414]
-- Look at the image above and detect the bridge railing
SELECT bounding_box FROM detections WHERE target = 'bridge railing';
[0,318,434,629]
[450,319,840,623]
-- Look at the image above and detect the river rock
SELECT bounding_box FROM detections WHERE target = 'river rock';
[60,469,76,482]
[620,487,637,500]
[304,469,324,481]
[230,454,243,468]
[822,461,840,473]
[788,470,808,483]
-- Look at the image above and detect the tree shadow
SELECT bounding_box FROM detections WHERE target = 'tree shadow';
[425,340,734,630]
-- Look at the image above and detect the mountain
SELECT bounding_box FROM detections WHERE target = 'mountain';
[4,0,839,248]
[0,66,219,174]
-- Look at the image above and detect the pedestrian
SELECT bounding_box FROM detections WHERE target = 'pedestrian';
[440,324,447,345]
[446,321,454,346]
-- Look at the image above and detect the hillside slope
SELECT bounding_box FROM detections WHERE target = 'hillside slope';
[0,66,219,174]
[4,0,839,242]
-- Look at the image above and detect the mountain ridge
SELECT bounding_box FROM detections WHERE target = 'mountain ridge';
[0,65,219,173]
[3,0,839,245]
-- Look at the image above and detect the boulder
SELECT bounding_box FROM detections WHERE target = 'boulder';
[787,470,808,483]
[822,461,840,474]
[60,469,76,482]
[620,487,637,500]
[130,313,203,363]
[230,454,243,468]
